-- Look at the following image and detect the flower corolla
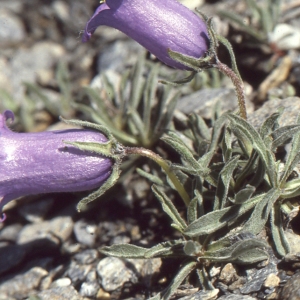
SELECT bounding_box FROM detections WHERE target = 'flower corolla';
[0,111,112,221]
[83,0,209,69]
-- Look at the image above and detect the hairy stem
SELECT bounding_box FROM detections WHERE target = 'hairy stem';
[125,147,190,206]
[215,60,247,120]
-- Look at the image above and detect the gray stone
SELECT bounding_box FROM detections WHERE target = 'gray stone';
[0,9,25,46]
[218,295,257,300]
[79,281,100,297]
[280,272,300,300]
[74,219,97,247]
[66,263,91,285]
[248,97,300,129]
[35,285,84,300]
[18,216,73,245]
[50,277,71,288]
[6,41,65,102]
[97,257,138,292]
[178,288,219,300]
[0,267,48,298]
[176,88,237,118]
[0,244,26,274]
[0,223,22,242]
[18,197,54,223]
[98,40,145,73]
[73,249,98,265]
[240,262,277,294]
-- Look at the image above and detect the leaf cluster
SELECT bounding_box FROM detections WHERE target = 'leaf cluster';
[100,106,300,299]
[75,56,180,148]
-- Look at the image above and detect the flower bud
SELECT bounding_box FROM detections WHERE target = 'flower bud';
[0,111,113,221]
[83,0,208,70]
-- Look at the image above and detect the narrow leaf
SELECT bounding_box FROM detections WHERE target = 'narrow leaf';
[243,188,281,234]
[270,206,290,257]
[149,260,197,300]
[152,185,187,231]
[184,194,264,237]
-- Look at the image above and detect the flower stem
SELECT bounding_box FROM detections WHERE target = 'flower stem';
[125,147,190,207]
[215,60,247,120]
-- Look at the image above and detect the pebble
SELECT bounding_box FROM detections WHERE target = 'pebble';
[280,272,300,300]
[97,257,138,292]
[0,223,22,242]
[240,262,277,294]
[98,40,145,73]
[18,196,54,223]
[177,88,237,119]
[17,216,73,249]
[0,8,25,46]
[264,273,280,288]
[0,243,26,274]
[74,219,98,247]
[35,285,85,300]
[79,281,100,298]
[66,263,91,285]
[218,295,257,300]
[0,267,48,298]
[248,97,300,129]
[219,263,238,285]
[73,249,98,265]
[51,277,72,288]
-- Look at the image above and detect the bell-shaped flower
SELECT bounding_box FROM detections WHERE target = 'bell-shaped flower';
[0,110,113,221]
[82,0,209,70]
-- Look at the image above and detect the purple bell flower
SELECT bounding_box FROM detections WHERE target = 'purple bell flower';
[0,110,113,221]
[82,0,209,70]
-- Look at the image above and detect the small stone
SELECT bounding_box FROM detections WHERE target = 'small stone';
[284,230,300,255]
[74,220,98,247]
[0,244,26,274]
[96,288,111,300]
[74,249,98,265]
[18,196,54,223]
[178,288,219,300]
[263,274,280,288]
[98,40,144,73]
[35,285,84,300]
[51,278,71,288]
[80,281,100,298]
[18,216,73,245]
[0,267,48,298]
[240,262,277,294]
[218,295,257,300]
[177,88,246,119]
[66,263,91,285]
[97,257,138,292]
[0,9,25,46]
[219,263,238,284]
[280,272,300,300]
[0,223,22,242]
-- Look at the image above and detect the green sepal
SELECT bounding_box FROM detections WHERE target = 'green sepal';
[76,159,121,212]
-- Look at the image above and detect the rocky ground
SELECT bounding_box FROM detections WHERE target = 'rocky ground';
[2,0,300,299]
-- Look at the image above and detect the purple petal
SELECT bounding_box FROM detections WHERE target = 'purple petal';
[82,0,208,69]
[0,112,113,219]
